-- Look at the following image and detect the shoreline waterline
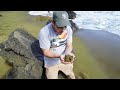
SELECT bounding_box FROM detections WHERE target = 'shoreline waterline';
[74,29,120,78]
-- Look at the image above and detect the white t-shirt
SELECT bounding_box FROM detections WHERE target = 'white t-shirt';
[38,23,73,67]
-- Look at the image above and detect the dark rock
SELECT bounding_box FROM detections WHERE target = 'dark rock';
[0,28,43,79]
[69,20,79,32]
[66,11,79,32]
[78,72,88,79]
[0,28,75,79]
[46,19,52,25]
[0,14,3,17]
[66,11,76,19]
[0,43,4,50]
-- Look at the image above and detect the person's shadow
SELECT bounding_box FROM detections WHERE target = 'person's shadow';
[31,40,47,79]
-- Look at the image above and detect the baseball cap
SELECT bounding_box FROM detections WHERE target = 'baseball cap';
[53,11,71,27]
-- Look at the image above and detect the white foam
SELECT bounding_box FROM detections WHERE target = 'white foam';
[74,11,120,36]
[29,11,53,17]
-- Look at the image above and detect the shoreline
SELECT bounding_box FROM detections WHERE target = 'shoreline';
[1,11,119,79]
[74,29,120,78]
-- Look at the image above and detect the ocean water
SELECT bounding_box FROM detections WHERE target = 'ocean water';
[74,11,120,36]
[74,29,120,78]
[29,11,120,36]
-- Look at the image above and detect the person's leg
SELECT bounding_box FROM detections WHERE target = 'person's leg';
[59,63,75,79]
[45,65,59,79]
[69,71,76,79]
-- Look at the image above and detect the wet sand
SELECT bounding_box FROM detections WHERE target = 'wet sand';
[74,29,120,78]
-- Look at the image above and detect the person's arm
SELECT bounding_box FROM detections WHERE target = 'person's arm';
[65,43,73,54]
[65,43,75,60]
[39,28,62,58]
[60,43,75,64]
[65,26,74,55]
[42,48,60,58]
[61,26,75,63]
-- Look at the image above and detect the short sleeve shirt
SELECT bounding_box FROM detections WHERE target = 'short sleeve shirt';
[38,23,73,67]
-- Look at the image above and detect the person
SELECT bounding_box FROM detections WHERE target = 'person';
[38,11,75,79]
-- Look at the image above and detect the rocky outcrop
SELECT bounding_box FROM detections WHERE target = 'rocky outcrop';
[66,11,76,19]
[0,29,43,79]
[69,20,79,32]
[66,11,79,32]
[0,29,73,79]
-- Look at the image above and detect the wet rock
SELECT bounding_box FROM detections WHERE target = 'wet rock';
[78,72,88,79]
[0,28,76,79]
[66,11,76,19]
[0,28,43,79]
[69,20,79,32]
[0,14,3,17]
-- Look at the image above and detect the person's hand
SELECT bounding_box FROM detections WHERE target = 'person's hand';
[65,52,75,63]
[60,54,70,64]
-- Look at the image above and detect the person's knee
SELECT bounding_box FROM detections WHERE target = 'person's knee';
[45,67,58,79]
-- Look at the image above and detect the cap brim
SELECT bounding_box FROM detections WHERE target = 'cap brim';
[56,19,71,27]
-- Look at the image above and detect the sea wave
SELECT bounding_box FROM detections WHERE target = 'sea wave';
[29,11,120,36]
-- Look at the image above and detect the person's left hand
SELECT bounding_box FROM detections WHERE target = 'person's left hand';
[60,54,71,64]
[65,52,75,63]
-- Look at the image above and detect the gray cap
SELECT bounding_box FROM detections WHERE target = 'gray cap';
[53,11,71,27]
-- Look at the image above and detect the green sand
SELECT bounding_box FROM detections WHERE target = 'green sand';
[0,11,108,79]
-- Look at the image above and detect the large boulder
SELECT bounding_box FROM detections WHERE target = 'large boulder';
[0,29,43,79]
[66,11,76,19]
[0,28,73,79]
[69,20,79,32]
[66,11,79,32]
